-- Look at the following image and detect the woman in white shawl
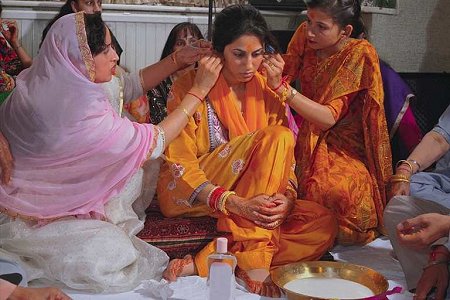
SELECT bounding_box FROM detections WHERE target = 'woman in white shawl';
[0,12,222,292]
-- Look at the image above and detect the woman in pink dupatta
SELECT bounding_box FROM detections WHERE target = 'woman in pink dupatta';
[0,12,222,292]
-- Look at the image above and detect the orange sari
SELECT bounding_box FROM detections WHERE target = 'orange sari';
[284,22,392,245]
[157,70,337,276]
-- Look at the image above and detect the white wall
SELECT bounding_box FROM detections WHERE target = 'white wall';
[2,1,298,73]
[364,0,450,72]
[3,0,450,73]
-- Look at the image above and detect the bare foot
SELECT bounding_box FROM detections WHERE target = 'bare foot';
[9,286,71,300]
[162,255,197,282]
[235,268,281,298]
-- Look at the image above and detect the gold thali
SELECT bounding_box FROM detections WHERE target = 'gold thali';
[272,261,389,300]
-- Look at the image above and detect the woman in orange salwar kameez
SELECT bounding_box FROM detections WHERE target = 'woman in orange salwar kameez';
[157,5,337,298]
[265,0,392,245]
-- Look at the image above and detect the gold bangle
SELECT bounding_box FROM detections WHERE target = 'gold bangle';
[390,178,410,183]
[280,85,289,103]
[219,191,235,216]
[390,173,410,181]
[407,159,421,171]
[395,160,413,173]
[178,107,190,121]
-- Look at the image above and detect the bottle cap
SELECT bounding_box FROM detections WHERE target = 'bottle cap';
[216,237,228,254]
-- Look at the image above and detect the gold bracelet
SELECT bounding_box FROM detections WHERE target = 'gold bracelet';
[279,85,289,103]
[395,160,413,173]
[407,159,421,171]
[390,173,410,181]
[390,178,410,183]
[178,107,190,121]
[219,191,236,216]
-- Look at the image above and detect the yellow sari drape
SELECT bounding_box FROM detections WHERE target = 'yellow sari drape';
[284,22,392,245]
[157,70,337,276]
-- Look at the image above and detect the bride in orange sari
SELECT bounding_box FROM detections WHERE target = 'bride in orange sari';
[157,4,337,297]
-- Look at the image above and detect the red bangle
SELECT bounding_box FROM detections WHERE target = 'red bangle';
[273,80,285,92]
[187,91,204,102]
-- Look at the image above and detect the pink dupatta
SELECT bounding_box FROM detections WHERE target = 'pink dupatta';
[0,13,157,220]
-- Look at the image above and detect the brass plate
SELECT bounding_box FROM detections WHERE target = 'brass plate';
[272,261,389,300]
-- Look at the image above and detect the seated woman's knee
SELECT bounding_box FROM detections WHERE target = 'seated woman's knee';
[257,125,295,147]
[383,195,410,230]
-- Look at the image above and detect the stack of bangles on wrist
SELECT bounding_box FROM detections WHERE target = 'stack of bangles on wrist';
[206,186,236,216]
[395,159,414,174]
[390,173,410,183]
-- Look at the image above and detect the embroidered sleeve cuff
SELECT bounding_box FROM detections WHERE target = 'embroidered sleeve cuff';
[188,181,210,205]
[148,126,165,160]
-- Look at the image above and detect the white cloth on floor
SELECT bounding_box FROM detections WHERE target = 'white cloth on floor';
[0,167,168,293]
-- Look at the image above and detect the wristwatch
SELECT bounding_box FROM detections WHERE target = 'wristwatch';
[287,87,298,103]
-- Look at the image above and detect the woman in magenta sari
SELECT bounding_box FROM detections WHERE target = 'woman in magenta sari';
[0,12,222,292]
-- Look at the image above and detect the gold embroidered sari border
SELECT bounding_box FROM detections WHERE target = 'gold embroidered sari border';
[75,12,96,82]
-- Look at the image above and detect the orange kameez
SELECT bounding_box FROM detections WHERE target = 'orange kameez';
[283,22,392,245]
[157,70,337,276]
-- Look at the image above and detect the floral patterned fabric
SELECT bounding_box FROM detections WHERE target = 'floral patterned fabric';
[283,22,393,245]
[157,70,337,277]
